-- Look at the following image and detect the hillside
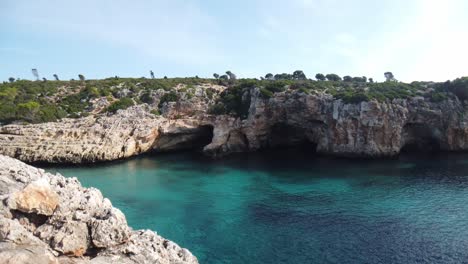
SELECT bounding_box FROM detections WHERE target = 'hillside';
[2,73,467,125]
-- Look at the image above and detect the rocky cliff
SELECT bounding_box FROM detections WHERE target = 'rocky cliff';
[206,88,468,157]
[1,85,468,163]
[0,154,198,264]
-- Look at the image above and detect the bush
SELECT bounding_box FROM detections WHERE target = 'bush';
[106,98,134,113]
[158,91,178,108]
[264,81,287,93]
[259,88,273,98]
[140,91,154,104]
[208,103,225,115]
[206,88,215,100]
[430,92,448,103]
[298,87,310,94]
[150,109,160,115]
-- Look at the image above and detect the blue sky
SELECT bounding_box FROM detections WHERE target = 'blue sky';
[1,0,467,82]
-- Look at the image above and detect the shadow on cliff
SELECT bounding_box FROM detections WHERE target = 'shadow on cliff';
[400,123,441,154]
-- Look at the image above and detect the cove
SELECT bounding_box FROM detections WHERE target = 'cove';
[45,150,468,264]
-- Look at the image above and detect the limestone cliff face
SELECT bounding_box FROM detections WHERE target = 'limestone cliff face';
[0,155,198,264]
[204,89,468,157]
[1,87,468,163]
[0,105,213,164]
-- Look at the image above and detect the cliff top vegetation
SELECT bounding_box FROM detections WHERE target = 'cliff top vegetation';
[1,72,467,124]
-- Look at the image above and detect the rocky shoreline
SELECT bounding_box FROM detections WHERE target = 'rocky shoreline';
[1,86,468,164]
[0,154,198,263]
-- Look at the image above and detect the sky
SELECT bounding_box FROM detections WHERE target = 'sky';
[1,0,467,82]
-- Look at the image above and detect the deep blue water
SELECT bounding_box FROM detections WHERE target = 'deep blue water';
[46,150,468,264]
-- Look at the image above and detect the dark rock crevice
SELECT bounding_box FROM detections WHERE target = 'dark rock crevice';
[266,122,323,152]
[153,125,214,152]
[400,123,442,153]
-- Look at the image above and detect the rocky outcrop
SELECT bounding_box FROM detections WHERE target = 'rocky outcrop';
[0,154,198,264]
[0,105,214,164]
[204,89,468,157]
[2,87,468,163]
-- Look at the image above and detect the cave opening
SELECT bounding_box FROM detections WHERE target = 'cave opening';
[153,125,214,153]
[266,122,320,154]
[400,123,441,153]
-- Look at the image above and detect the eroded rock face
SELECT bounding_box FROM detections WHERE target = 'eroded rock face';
[0,155,198,264]
[2,88,468,163]
[0,105,214,164]
[204,89,468,157]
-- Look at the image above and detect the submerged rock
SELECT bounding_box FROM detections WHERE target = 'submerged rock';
[0,155,198,264]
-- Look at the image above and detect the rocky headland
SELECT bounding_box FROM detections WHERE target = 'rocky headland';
[0,154,198,263]
[1,80,468,163]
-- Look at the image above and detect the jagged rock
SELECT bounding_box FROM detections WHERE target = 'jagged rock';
[90,208,129,248]
[0,243,58,264]
[0,217,58,264]
[8,178,59,216]
[2,87,468,163]
[35,220,89,256]
[205,89,468,157]
[0,105,214,164]
[0,155,198,264]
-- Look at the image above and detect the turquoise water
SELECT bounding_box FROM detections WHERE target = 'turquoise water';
[46,150,468,263]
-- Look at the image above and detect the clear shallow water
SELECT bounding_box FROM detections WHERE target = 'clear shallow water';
[46,150,468,264]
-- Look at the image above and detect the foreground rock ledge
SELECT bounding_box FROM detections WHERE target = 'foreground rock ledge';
[0,155,198,264]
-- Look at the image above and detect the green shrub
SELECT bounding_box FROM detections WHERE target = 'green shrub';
[106,98,134,113]
[206,88,215,99]
[264,81,288,93]
[298,87,310,94]
[208,103,225,115]
[140,91,154,104]
[150,109,160,115]
[218,85,251,119]
[259,88,273,98]
[158,91,178,108]
[430,92,448,102]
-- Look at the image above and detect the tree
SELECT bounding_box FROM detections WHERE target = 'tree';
[8,77,15,83]
[42,78,47,82]
[384,72,395,82]
[17,101,40,122]
[78,74,85,81]
[369,78,374,83]
[226,71,237,80]
[53,74,59,81]
[326,73,341,81]
[219,75,229,80]
[213,73,220,79]
[150,70,155,79]
[31,69,39,81]
[315,73,326,81]
[343,76,353,82]
[352,76,366,82]
[274,73,293,80]
[265,73,274,80]
[292,70,307,80]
